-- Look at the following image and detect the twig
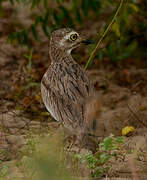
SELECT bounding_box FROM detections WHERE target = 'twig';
[130,81,142,91]
[84,0,124,70]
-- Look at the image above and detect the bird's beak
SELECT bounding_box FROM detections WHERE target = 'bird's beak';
[81,39,94,45]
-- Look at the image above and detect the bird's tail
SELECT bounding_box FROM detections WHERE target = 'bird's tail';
[84,93,102,133]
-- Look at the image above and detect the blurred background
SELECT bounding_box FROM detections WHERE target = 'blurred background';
[1,0,147,63]
[0,0,147,180]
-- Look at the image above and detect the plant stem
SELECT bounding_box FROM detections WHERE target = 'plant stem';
[84,0,124,70]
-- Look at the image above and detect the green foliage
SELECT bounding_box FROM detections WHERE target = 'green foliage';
[22,48,40,90]
[99,135,125,150]
[24,48,33,73]
[75,135,125,179]
[6,0,101,47]
[0,162,9,180]
[18,134,77,180]
[0,134,77,180]
[105,40,137,62]
[1,0,147,63]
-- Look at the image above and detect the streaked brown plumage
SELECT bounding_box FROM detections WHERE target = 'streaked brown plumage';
[41,28,95,137]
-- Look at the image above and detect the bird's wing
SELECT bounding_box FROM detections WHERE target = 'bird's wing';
[42,62,91,128]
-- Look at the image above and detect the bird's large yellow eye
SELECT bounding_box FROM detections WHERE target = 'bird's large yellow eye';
[70,33,78,41]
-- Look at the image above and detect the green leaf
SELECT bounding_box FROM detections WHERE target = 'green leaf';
[23,30,30,47]
[99,154,111,164]
[97,51,103,61]
[17,31,23,44]
[56,0,64,3]
[42,24,51,37]
[115,136,125,144]
[128,3,139,12]
[43,0,48,9]
[73,0,82,23]
[59,5,74,27]
[24,48,33,73]
[112,21,120,37]
[31,24,40,42]
[52,10,60,24]
[118,41,137,61]
[90,0,101,12]
[35,16,43,25]
[107,44,116,62]
[22,82,39,91]
[31,0,41,9]
[81,0,89,17]
[100,136,116,150]
[43,10,50,24]
[9,0,14,4]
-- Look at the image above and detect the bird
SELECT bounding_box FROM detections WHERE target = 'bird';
[41,28,97,142]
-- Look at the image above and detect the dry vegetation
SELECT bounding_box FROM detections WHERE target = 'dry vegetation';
[0,0,147,180]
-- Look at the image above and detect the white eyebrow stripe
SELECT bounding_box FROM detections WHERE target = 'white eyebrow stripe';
[59,31,79,46]
[64,31,79,40]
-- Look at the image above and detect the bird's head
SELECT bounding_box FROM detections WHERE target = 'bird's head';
[50,28,93,54]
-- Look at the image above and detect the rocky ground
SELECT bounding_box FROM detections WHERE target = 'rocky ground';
[0,2,147,180]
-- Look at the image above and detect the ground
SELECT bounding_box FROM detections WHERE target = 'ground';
[0,2,147,180]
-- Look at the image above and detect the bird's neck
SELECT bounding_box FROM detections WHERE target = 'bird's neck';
[49,47,73,63]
